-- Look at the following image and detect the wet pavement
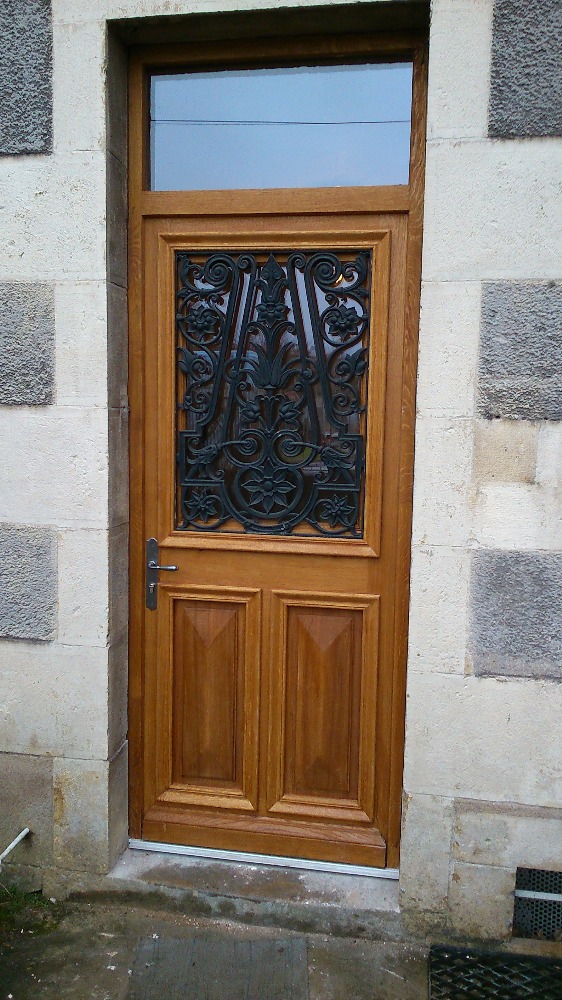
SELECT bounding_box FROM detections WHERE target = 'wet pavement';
[0,896,429,999]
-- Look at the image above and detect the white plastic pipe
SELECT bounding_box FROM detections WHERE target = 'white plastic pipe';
[0,827,30,866]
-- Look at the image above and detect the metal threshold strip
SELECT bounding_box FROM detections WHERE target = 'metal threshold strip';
[129,839,399,880]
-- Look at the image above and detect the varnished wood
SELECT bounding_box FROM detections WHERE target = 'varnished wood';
[128,30,427,867]
[140,187,409,217]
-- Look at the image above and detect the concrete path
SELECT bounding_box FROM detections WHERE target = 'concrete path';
[0,899,429,999]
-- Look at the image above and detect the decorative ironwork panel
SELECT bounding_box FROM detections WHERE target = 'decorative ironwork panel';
[175,249,372,536]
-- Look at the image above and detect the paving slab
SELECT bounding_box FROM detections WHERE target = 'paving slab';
[0,897,429,1000]
[127,935,308,999]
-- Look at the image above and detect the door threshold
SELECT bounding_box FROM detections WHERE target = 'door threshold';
[129,838,399,880]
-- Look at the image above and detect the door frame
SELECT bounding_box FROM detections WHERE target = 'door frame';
[127,30,427,868]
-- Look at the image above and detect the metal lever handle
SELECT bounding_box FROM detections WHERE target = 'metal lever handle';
[146,538,178,610]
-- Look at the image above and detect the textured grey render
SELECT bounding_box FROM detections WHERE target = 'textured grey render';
[0,524,57,641]
[0,0,53,155]
[0,283,55,405]
[477,282,562,420]
[469,550,562,680]
[489,0,562,138]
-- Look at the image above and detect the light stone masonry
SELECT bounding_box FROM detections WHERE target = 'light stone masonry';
[0,0,560,944]
[453,799,562,871]
[403,672,562,806]
[0,642,110,759]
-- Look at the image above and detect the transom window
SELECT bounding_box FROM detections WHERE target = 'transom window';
[150,62,413,191]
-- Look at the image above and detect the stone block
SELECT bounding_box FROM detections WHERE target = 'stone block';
[0,283,55,405]
[400,793,454,912]
[453,799,562,871]
[472,420,538,484]
[422,140,562,281]
[411,417,473,546]
[53,742,127,873]
[107,152,128,288]
[0,407,108,528]
[109,522,129,641]
[108,633,128,758]
[469,549,562,680]
[489,0,562,138]
[106,31,128,164]
[403,672,562,805]
[55,281,108,407]
[0,0,52,155]
[107,281,128,409]
[0,152,106,281]
[478,282,562,421]
[472,483,562,552]
[0,641,109,758]
[58,529,109,647]
[109,407,129,527]
[53,19,106,154]
[408,544,470,674]
[0,753,53,867]
[536,422,562,489]
[416,281,481,418]
[53,757,109,872]
[0,863,43,892]
[108,741,128,867]
[448,861,515,939]
[426,0,493,141]
[0,524,57,641]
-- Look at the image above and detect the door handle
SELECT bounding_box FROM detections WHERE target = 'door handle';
[146,538,178,610]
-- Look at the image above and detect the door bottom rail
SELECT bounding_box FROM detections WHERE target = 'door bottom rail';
[129,838,399,880]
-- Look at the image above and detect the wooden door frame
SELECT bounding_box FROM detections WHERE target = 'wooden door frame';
[128,30,427,868]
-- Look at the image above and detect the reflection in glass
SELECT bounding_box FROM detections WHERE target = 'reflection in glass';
[151,63,413,190]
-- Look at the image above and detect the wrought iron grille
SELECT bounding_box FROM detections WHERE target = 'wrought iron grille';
[429,946,562,999]
[175,249,372,536]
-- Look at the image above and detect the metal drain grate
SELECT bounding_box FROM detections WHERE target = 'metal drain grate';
[514,867,562,941]
[429,946,562,999]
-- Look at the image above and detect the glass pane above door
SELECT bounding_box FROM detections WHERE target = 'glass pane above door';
[150,62,413,191]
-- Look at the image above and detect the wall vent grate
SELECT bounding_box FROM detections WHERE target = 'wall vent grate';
[513,868,562,941]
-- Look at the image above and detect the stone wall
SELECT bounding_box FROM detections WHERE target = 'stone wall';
[0,0,560,939]
[401,0,562,938]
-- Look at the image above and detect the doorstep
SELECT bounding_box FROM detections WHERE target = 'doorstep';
[45,847,404,942]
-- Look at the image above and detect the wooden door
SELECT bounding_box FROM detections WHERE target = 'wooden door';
[129,41,427,870]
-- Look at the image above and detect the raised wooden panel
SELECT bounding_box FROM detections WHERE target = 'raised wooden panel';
[173,600,240,784]
[267,592,379,825]
[287,608,361,798]
[162,587,260,812]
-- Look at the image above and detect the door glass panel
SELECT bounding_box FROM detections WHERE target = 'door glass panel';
[151,63,412,190]
[175,249,371,537]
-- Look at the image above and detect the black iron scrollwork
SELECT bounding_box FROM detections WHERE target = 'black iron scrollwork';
[176,249,371,536]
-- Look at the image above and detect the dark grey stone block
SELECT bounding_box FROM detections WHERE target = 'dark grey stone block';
[477,282,562,420]
[0,752,53,867]
[0,524,57,641]
[489,0,562,138]
[0,0,53,155]
[470,550,562,680]
[0,283,55,405]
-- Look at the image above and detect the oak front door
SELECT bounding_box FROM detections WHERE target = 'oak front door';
[129,41,425,870]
